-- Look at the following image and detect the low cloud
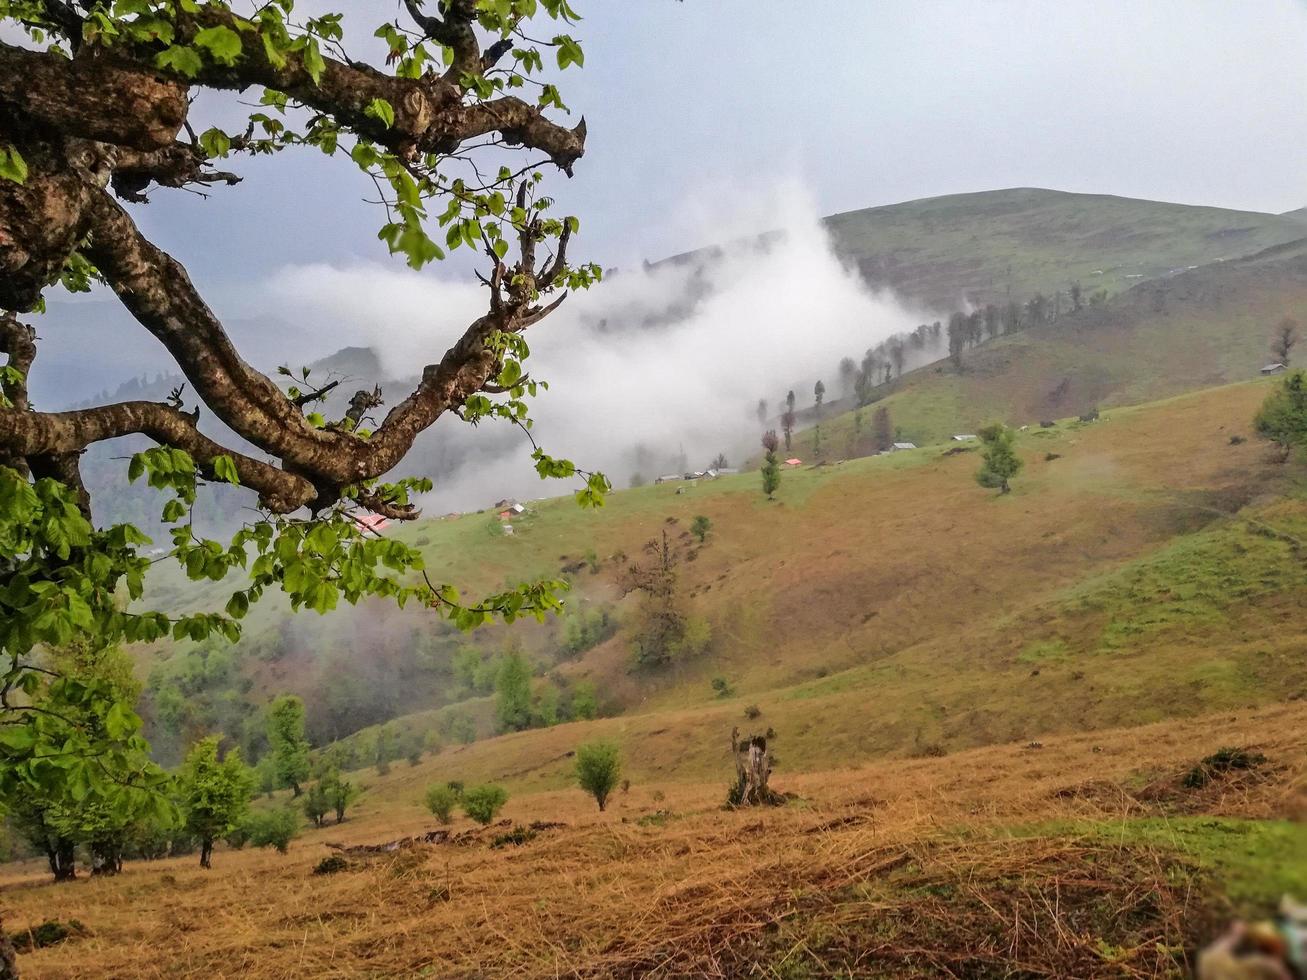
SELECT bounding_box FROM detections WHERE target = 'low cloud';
[264,179,930,512]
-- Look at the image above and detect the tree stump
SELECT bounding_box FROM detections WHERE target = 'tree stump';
[729,727,783,806]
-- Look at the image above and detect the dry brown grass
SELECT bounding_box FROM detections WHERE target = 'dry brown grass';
[7,701,1305,978]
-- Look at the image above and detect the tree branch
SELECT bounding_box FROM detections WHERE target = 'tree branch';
[0,401,315,513]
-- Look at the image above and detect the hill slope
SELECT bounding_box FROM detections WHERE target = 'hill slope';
[136,378,1307,779]
[798,236,1307,453]
[822,187,1307,309]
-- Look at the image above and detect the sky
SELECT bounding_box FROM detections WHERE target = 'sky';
[119,0,1307,291]
[31,0,1307,473]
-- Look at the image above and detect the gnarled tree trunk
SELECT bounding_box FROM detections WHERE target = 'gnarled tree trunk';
[729,727,783,806]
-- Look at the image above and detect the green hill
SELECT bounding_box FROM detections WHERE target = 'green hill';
[822,187,1307,309]
[797,236,1307,455]
[135,377,1307,779]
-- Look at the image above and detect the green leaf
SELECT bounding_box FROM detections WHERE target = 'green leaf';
[155,44,203,78]
[198,127,232,158]
[0,145,28,184]
[194,25,243,66]
[364,98,395,129]
[554,34,584,69]
[301,37,326,84]
[212,455,240,485]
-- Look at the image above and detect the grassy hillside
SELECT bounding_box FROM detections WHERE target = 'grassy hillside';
[13,377,1307,977]
[822,187,1307,309]
[797,237,1307,453]
[9,702,1305,977]
[139,378,1307,778]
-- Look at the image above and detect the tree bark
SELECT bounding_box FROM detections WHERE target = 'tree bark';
[199,837,213,869]
[729,727,782,807]
[50,839,76,882]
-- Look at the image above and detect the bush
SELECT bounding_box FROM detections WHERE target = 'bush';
[575,741,622,811]
[1183,747,1267,788]
[425,784,459,824]
[711,676,734,698]
[462,784,508,825]
[313,855,351,875]
[245,807,300,853]
[690,515,712,543]
[743,704,761,720]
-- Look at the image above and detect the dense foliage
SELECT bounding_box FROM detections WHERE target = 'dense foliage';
[0,0,608,827]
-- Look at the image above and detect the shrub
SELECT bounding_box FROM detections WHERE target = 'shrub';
[711,676,734,698]
[690,515,712,543]
[245,807,300,854]
[575,740,622,811]
[462,784,508,825]
[1183,747,1267,788]
[743,704,762,720]
[302,782,330,828]
[313,855,351,875]
[425,784,459,824]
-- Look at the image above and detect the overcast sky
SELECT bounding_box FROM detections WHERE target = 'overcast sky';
[128,0,1307,288]
[37,0,1307,405]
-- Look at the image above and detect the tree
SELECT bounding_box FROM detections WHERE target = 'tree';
[975,423,1023,494]
[570,680,599,721]
[462,785,508,825]
[780,409,797,451]
[620,531,709,668]
[246,806,299,853]
[872,406,893,452]
[710,452,729,469]
[1272,318,1299,366]
[1254,370,1307,461]
[1069,282,1084,311]
[178,736,253,869]
[320,769,359,824]
[302,782,330,828]
[690,515,712,543]
[838,357,858,397]
[756,399,768,425]
[494,649,533,732]
[1002,301,1022,334]
[425,784,458,824]
[813,379,826,412]
[760,430,782,499]
[786,390,796,413]
[6,643,166,881]
[0,0,603,808]
[574,741,621,811]
[982,304,1001,339]
[374,723,394,775]
[947,312,967,369]
[267,695,311,796]
[889,340,906,377]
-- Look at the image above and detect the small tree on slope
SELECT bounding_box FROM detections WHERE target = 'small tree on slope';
[760,431,782,500]
[178,736,253,869]
[575,740,622,812]
[975,423,1023,494]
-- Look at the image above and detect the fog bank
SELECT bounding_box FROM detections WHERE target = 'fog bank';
[267,181,931,512]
